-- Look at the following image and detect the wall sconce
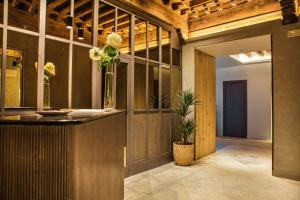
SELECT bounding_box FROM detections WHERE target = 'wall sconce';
[65,16,73,29]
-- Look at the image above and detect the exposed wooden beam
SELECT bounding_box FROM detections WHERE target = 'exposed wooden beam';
[61,0,90,15]
[47,0,68,10]
[189,0,280,30]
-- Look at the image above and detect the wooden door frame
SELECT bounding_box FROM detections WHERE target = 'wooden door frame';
[118,55,132,178]
[223,80,247,138]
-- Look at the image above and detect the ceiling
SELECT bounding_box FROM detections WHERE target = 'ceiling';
[196,35,271,56]
[196,35,271,67]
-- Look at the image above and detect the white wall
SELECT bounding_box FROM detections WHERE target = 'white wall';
[216,63,272,140]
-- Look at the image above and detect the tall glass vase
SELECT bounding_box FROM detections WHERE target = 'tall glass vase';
[44,79,51,110]
[104,64,114,110]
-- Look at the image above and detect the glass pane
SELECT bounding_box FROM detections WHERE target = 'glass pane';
[72,45,92,108]
[5,31,38,108]
[162,65,170,109]
[162,29,170,64]
[46,0,71,39]
[45,39,69,108]
[172,48,181,67]
[8,0,40,32]
[0,28,2,103]
[171,67,181,106]
[117,10,131,54]
[148,23,159,61]
[98,1,115,48]
[0,1,3,23]
[73,0,93,44]
[148,62,159,109]
[134,59,146,109]
[116,62,127,110]
[134,17,146,58]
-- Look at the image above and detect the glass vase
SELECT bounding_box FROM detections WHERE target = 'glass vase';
[104,64,114,110]
[43,79,51,110]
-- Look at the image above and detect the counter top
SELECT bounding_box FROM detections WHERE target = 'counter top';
[0,109,125,125]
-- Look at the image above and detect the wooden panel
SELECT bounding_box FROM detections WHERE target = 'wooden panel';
[160,112,171,154]
[148,113,160,157]
[132,113,147,162]
[74,113,126,200]
[195,50,216,159]
[0,112,126,200]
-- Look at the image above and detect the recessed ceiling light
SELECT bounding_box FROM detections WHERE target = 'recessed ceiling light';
[230,50,271,64]
[65,16,73,29]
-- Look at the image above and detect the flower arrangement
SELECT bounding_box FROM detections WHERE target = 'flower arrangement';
[35,62,56,81]
[89,32,122,71]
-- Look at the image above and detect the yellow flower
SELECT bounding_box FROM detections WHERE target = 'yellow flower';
[89,47,103,61]
[106,32,122,48]
[44,62,56,76]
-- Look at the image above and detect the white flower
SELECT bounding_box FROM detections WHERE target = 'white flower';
[106,32,122,48]
[89,47,103,61]
[44,62,56,76]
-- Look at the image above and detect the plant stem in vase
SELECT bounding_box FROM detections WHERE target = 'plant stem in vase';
[43,79,51,110]
[104,64,114,110]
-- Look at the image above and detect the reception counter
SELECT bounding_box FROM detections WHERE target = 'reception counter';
[0,110,126,200]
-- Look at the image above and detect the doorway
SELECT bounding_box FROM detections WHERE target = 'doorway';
[223,80,247,138]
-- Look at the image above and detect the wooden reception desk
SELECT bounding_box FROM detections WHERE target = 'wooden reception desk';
[0,110,126,200]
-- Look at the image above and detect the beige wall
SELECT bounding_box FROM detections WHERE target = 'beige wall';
[182,18,300,181]
[216,63,272,140]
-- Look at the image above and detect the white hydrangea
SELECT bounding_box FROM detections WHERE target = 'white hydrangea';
[44,62,56,76]
[106,32,122,48]
[89,47,103,61]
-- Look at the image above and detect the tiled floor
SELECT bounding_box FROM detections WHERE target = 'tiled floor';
[124,138,300,200]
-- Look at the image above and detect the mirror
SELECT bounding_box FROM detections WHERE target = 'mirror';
[3,31,38,108]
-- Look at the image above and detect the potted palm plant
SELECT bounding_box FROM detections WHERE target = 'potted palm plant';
[172,90,196,166]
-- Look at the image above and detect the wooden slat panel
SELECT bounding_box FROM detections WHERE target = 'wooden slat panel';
[195,50,216,159]
[0,125,74,200]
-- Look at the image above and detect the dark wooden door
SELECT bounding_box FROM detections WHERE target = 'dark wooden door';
[223,80,247,138]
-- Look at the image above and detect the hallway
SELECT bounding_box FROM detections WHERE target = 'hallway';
[125,138,300,200]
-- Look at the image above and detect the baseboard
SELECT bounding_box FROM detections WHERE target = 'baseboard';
[129,153,173,176]
[272,169,300,181]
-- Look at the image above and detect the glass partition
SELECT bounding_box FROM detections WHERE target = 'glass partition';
[171,67,181,106]
[148,23,159,61]
[0,1,4,24]
[162,65,170,109]
[0,28,2,105]
[5,31,38,108]
[98,1,115,48]
[134,59,146,109]
[172,48,181,67]
[134,17,147,58]
[148,62,159,109]
[46,0,71,39]
[8,0,40,32]
[162,29,170,64]
[72,45,92,108]
[116,62,128,110]
[73,0,93,44]
[45,39,69,109]
[117,10,131,54]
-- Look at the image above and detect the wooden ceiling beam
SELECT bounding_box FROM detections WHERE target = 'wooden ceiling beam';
[47,0,68,10]
[61,0,91,15]
[189,0,280,32]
